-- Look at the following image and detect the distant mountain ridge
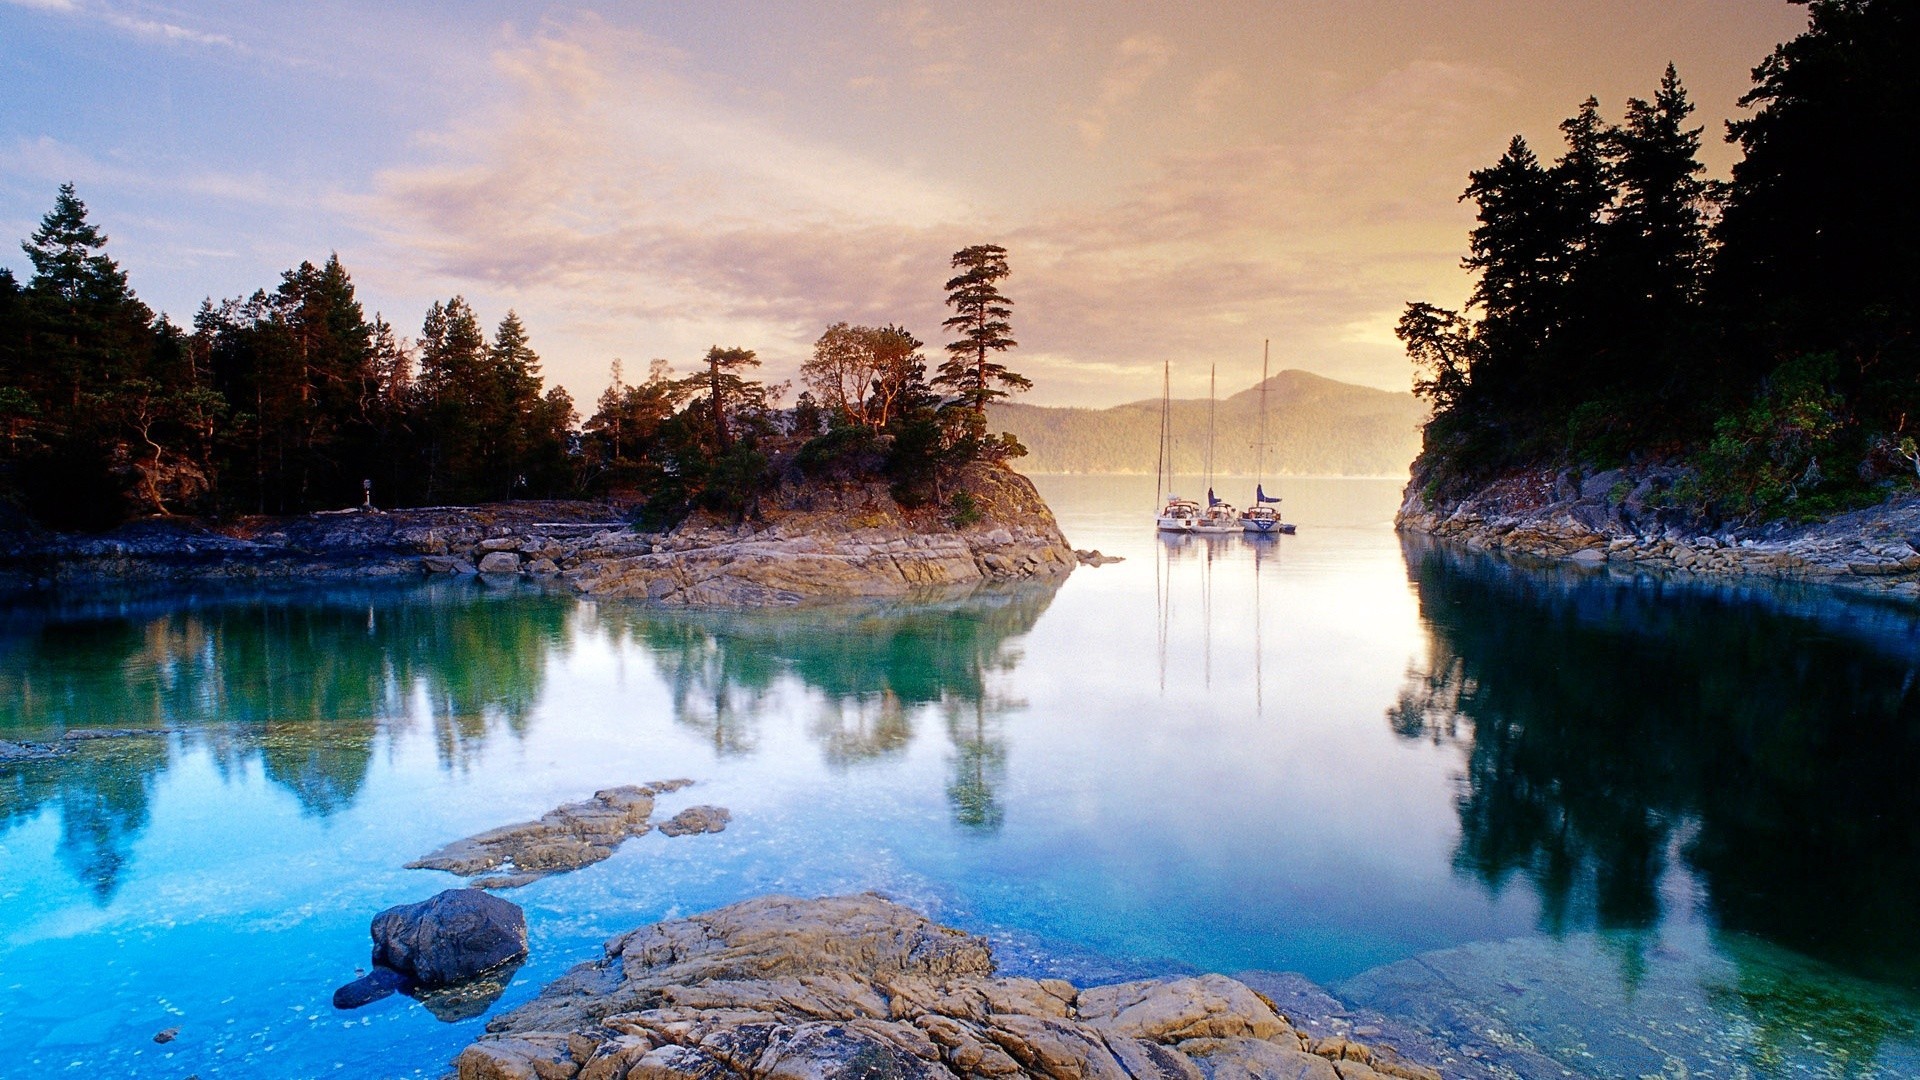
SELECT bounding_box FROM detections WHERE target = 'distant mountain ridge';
[989,369,1425,477]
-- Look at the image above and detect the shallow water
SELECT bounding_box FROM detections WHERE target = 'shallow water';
[2,476,1919,1078]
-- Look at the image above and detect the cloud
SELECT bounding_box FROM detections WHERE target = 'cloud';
[5,0,240,49]
[356,19,1504,405]
[1076,34,1175,148]
[3,135,299,206]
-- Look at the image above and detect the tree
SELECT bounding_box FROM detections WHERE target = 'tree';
[935,245,1027,431]
[1610,65,1711,308]
[1397,303,1476,413]
[802,322,927,429]
[1713,0,1920,421]
[693,345,763,451]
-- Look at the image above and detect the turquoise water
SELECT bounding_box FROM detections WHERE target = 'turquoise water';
[3,476,1919,1078]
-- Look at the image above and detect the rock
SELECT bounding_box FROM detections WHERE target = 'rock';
[1074,549,1124,566]
[455,896,1447,1080]
[0,738,72,763]
[1180,1038,1340,1080]
[1079,974,1291,1042]
[408,781,698,886]
[658,805,731,837]
[333,965,410,1009]
[422,555,462,573]
[479,551,523,574]
[369,888,529,990]
[526,557,560,576]
[479,537,523,552]
[153,1027,179,1044]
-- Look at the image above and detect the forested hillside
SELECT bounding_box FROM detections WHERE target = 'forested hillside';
[1403,0,1919,522]
[990,370,1424,476]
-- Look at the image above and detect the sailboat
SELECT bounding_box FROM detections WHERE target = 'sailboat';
[1194,364,1240,533]
[1242,340,1296,535]
[1153,361,1200,532]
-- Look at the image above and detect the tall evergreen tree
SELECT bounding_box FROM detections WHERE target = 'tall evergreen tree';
[1714,0,1919,416]
[935,245,1027,431]
[1610,65,1711,308]
[417,296,489,502]
[694,345,763,451]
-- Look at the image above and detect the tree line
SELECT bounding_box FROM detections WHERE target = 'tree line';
[1401,0,1918,520]
[0,187,1030,527]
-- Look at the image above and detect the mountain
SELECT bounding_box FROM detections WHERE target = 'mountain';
[988,370,1426,477]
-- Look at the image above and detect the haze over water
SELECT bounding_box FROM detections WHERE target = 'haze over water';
[3,475,1919,1078]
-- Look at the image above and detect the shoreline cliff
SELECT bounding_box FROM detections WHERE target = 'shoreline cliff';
[1395,462,1920,601]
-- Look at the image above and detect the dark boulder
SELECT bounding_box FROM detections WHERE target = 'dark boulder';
[369,888,528,990]
[332,965,409,1009]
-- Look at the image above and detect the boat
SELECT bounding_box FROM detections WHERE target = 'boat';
[1193,365,1240,533]
[1153,361,1199,532]
[1157,494,1201,532]
[1242,340,1296,535]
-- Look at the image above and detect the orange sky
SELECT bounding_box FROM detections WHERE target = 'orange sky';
[1,1,1812,405]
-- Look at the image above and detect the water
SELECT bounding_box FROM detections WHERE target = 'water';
[2,475,1919,1078]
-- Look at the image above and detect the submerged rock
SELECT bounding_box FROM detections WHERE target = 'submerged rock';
[406,780,703,887]
[333,965,410,1009]
[451,894,1444,1080]
[657,805,731,837]
[371,888,528,990]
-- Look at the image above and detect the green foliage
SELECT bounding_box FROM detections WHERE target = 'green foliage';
[1695,355,1854,520]
[947,491,982,528]
[796,419,879,475]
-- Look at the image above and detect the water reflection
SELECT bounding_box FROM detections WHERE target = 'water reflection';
[1,581,570,898]
[1,580,1061,898]
[1392,537,1920,989]
[589,584,1058,828]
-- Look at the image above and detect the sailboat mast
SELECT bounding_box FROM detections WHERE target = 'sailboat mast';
[1257,339,1270,488]
[1155,360,1169,510]
[1206,364,1216,494]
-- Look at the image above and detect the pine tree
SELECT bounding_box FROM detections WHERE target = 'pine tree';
[1611,65,1710,307]
[935,245,1027,434]
[1714,0,1919,415]
[694,345,763,451]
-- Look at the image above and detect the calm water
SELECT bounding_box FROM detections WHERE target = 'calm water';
[3,476,1919,1078]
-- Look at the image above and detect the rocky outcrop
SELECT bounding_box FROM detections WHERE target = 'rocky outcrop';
[407,781,703,889]
[0,500,632,586]
[657,806,731,837]
[0,467,1078,607]
[1398,465,1920,600]
[1,726,176,763]
[449,895,1444,1080]
[564,467,1076,606]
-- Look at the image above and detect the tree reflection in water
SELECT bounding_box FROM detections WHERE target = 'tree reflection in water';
[592,583,1057,827]
[0,579,571,899]
[1,578,1059,899]
[1392,536,1920,990]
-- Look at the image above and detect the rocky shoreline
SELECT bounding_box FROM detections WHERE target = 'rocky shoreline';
[450,894,1450,1080]
[0,467,1078,606]
[1397,465,1920,600]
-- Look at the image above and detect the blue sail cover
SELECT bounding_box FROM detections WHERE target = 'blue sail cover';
[1208,488,1221,506]
[1256,485,1281,504]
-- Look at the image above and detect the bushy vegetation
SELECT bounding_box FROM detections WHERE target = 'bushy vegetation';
[1403,0,1919,522]
[0,194,1031,528]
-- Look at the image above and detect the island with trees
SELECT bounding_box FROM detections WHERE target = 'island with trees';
[1395,0,1920,597]
[0,202,1074,601]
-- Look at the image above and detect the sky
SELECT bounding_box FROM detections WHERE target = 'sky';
[0,0,1812,408]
